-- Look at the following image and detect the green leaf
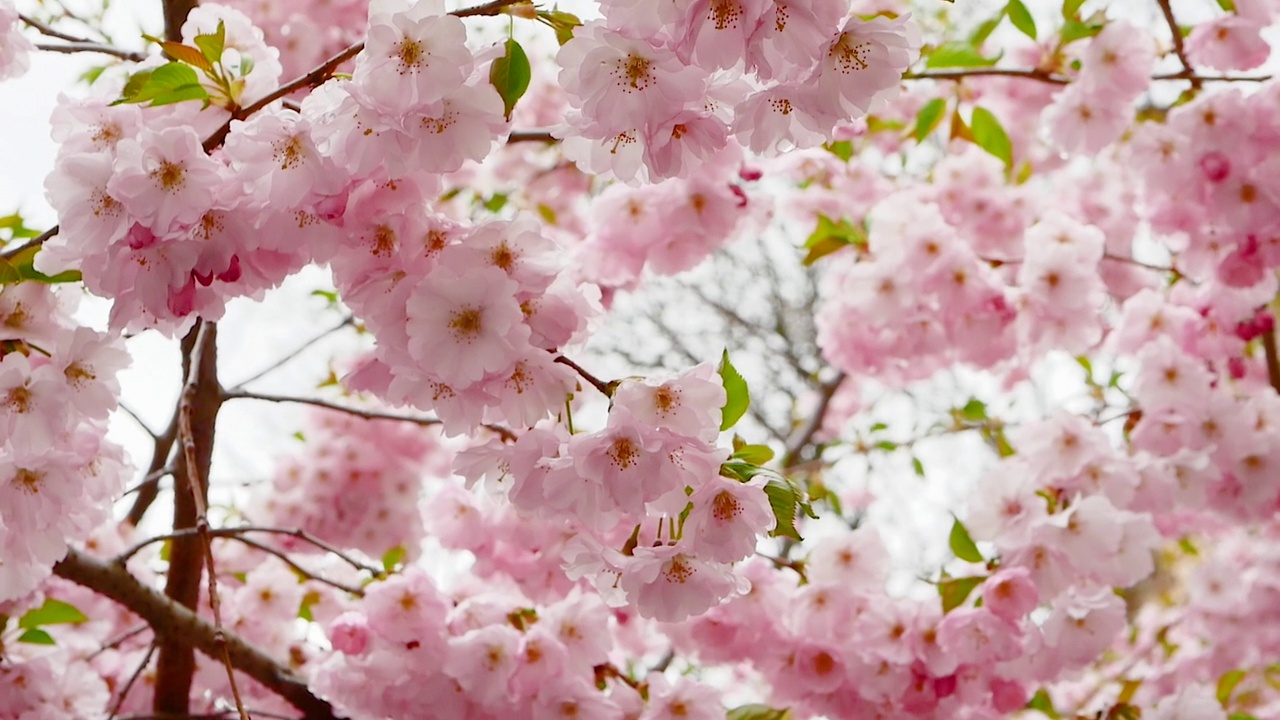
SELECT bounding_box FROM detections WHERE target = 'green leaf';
[959,398,987,422]
[17,628,56,645]
[381,545,405,573]
[949,517,983,563]
[718,350,749,431]
[732,444,775,465]
[1216,0,1237,10]
[911,456,925,477]
[970,107,1013,168]
[802,214,865,266]
[726,705,791,720]
[1218,669,1248,706]
[1229,714,1260,720]
[914,97,947,142]
[1027,688,1060,718]
[0,213,39,240]
[1007,0,1037,40]
[938,575,985,613]
[483,193,509,212]
[489,38,531,121]
[1061,0,1085,19]
[1060,18,1103,44]
[925,41,1001,69]
[823,140,854,162]
[0,244,82,286]
[18,599,88,629]
[79,64,108,86]
[764,478,805,542]
[969,13,1004,45]
[159,41,214,72]
[193,20,227,67]
[115,62,209,107]
[537,9,582,45]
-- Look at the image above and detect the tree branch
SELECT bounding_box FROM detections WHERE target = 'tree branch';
[782,372,847,470]
[155,322,221,715]
[54,548,339,720]
[0,225,58,260]
[34,41,147,61]
[1156,0,1201,91]
[553,355,615,397]
[1263,325,1280,395]
[219,388,517,442]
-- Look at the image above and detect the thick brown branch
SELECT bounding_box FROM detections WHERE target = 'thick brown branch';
[54,548,339,720]
[155,322,221,715]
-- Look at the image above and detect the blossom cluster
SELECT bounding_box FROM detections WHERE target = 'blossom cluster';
[256,409,454,562]
[455,363,776,623]
[556,0,919,181]
[0,284,129,602]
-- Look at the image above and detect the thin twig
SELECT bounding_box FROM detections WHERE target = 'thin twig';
[90,624,151,660]
[1156,0,1201,91]
[225,315,354,392]
[117,403,158,439]
[108,641,157,720]
[117,525,383,577]
[18,11,89,42]
[221,388,442,426]
[229,535,366,596]
[124,407,180,526]
[177,321,249,720]
[782,372,847,470]
[34,41,147,61]
[553,355,615,397]
[0,225,58,260]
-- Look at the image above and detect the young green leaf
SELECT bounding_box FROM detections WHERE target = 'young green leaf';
[726,705,792,720]
[970,106,1013,168]
[490,38,532,121]
[764,477,804,542]
[718,350,750,431]
[381,545,405,573]
[732,444,775,465]
[1218,668,1247,706]
[18,599,88,629]
[914,97,947,142]
[159,41,214,73]
[1027,688,1060,718]
[17,628,56,645]
[1061,0,1085,19]
[938,575,986,613]
[925,41,1001,69]
[1007,0,1037,40]
[537,9,582,45]
[193,20,227,67]
[0,244,82,285]
[115,62,209,107]
[824,140,854,162]
[948,517,983,563]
